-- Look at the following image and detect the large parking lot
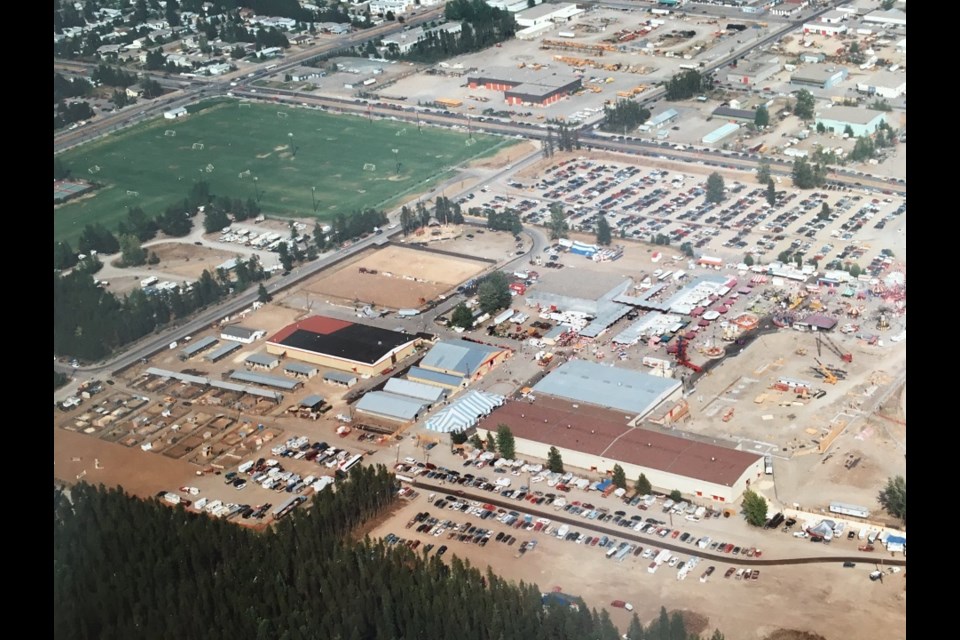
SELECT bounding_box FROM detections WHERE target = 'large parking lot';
[466,150,906,267]
[365,457,906,639]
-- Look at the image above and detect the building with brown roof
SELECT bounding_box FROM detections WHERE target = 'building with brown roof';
[476,396,764,503]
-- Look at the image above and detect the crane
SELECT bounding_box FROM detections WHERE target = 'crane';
[817,332,853,363]
[813,358,838,385]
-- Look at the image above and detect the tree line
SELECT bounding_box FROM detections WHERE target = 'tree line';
[399,197,465,235]
[391,0,516,62]
[55,472,727,640]
[601,99,651,134]
[54,255,269,361]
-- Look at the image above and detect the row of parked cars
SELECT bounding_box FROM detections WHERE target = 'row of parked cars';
[384,532,447,557]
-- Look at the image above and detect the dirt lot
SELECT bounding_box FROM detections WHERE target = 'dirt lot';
[369,494,906,640]
[54,426,199,499]
[302,244,490,309]
[685,327,907,514]
[145,242,241,280]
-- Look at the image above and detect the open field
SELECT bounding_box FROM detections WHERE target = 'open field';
[54,101,510,244]
[302,243,491,309]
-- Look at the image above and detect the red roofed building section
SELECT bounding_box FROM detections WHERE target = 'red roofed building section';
[476,397,764,503]
[268,316,353,344]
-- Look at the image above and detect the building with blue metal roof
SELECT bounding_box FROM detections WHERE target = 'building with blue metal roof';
[418,339,509,381]
[406,366,465,389]
[532,359,682,418]
[355,391,428,423]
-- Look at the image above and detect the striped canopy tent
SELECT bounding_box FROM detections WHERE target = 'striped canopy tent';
[425,390,505,433]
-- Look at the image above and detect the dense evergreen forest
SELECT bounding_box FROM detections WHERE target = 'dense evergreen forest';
[54,469,727,640]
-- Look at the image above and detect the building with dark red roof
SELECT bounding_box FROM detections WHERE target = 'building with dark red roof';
[266,316,421,376]
[476,396,764,503]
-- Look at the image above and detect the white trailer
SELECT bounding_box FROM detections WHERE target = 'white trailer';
[654,549,672,565]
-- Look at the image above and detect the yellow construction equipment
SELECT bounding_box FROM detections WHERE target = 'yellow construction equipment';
[815,358,838,385]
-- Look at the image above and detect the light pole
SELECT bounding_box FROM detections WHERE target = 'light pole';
[253,176,261,203]
[311,186,318,212]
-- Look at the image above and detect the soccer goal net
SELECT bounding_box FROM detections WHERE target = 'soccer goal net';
[465,138,477,147]
[126,190,140,197]
[192,143,204,150]
[277,111,288,118]
[88,165,101,174]
[205,164,215,173]
[395,128,407,137]
[239,102,252,109]
[164,130,177,137]
[363,163,376,172]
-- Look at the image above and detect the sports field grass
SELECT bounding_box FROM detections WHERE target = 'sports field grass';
[54,101,511,244]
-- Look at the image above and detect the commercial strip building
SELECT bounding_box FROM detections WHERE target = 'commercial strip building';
[266,316,421,377]
[476,396,764,503]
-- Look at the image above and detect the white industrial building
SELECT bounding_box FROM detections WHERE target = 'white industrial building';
[802,21,848,36]
[368,0,413,16]
[863,8,906,26]
[221,325,267,344]
[855,70,906,99]
[476,397,764,503]
[514,2,582,27]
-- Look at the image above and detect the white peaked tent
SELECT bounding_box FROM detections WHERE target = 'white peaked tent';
[425,390,505,433]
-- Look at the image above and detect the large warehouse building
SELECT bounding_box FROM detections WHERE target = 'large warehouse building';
[532,359,682,419]
[266,316,421,377]
[467,68,582,107]
[815,106,888,137]
[790,64,849,89]
[476,396,764,503]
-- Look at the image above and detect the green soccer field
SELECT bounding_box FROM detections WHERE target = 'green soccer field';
[54,101,511,244]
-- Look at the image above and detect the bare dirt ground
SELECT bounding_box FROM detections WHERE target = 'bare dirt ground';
[685,327,907,516]
[302,244,488,309]
[369,494,906,640]
[54,426,198,498]
[471,140,538,170]
[144,242,241,280]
